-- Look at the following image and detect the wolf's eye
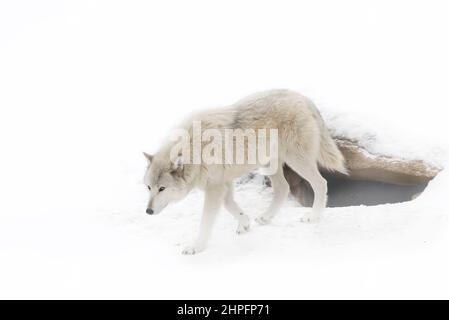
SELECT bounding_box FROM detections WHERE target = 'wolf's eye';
[147,186,151,191]
[159,186,166,192]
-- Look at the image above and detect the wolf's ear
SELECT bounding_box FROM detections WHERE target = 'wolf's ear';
[143,152,153,163]
[171,155,184,173]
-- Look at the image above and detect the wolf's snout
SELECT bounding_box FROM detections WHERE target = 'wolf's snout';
[146,208,154,215]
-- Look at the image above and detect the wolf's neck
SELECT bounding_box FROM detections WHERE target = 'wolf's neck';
[183,163,205,190]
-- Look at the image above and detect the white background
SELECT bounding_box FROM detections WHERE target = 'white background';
[1,0,449,299]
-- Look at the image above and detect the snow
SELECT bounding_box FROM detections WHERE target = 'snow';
[1,0,449,299]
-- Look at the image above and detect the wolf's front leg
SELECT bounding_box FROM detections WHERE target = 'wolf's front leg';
[182,184,225,255]
[224,182,250,234]
[255,168,289,225]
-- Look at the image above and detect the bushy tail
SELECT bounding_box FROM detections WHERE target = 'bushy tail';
[304,97,347,174]
[317,130,347,174]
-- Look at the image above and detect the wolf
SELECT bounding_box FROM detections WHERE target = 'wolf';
[143,89,346,254]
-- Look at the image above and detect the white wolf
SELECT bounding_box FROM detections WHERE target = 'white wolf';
[143,89,346,254]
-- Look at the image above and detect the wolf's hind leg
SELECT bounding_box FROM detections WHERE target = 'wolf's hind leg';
[255,167,289,225]
[285,155,327,223]
[224,182,250,234]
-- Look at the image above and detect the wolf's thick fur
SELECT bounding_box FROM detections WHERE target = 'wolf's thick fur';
[144,89,346,254]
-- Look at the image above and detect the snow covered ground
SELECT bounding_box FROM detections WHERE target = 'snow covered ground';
[1,1,449,299]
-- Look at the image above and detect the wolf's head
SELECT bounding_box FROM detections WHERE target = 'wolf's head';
[142,152,190,215]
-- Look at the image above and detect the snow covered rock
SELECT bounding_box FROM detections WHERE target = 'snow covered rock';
[283,138,442,207]
[334,138,440,185]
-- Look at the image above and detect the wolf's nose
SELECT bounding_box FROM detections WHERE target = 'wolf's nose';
[146,208,154,215]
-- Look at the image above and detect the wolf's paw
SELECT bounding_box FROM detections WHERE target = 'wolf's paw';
[300,213,321,223]
[181,245,204,255]
[255,215,272,225]
[236,216,250,234]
